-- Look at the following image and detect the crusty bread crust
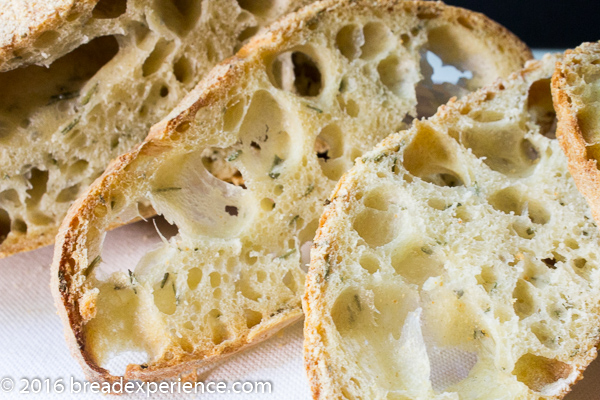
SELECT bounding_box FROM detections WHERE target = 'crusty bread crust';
[0,0,98,71]
[52,0,531,384]
[304,56,600,399]
[552,42,600,225]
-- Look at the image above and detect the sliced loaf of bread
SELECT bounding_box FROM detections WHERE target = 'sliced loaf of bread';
[305,54,600,400]
[0,0,312,257]
[51,0,531,383]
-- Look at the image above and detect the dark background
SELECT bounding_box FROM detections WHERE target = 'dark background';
[446,0,600,48]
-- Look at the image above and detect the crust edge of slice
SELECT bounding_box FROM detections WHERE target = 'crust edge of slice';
[553,42,600,225]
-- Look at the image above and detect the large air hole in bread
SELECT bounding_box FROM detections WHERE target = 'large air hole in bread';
[359,22,393,60]
[512,279,536,319]
[151,0,202,35]
[377,54,419,100]
[336,21,393,62]
[513,354,572,394]
[403,124,467,187]
[269,49,323,97]
[576,103,600,160]
[92,0,128,19]
[335,24,364,61]
[33,31,61,50]
[150,150,253,239]
[82,216,180,371]
[527,79,557,139]
[488,187,550,225]
[359,253,380,274]
[414,24,479,118]
[24,168,48,208]
[0,208,10,244]
[390,241,444,286]
[530,321,558,349]
[453,122,541,177]
[142,39,175,77]
[353,207,400,247]
[330,283,420,386]
[25,169,55,226]
[0,35,119,140]
[236,90,292,179]
[315,123,346,181]
[172,55,194,85]
[201,148,246,188]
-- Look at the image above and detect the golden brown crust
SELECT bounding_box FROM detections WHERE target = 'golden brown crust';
[552,42,600,225]
[52,0,532,384]
[0,0,98,71]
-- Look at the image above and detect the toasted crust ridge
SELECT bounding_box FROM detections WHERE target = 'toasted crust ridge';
[0,0,98,71]
[553,42,600,225]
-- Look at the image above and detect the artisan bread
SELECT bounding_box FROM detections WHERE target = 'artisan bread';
[304,54,600,399]
[0,0,312,257]
[51,0,531,384]
[553,41,600,225]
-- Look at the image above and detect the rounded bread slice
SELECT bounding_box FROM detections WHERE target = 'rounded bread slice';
[51,0,531,383]
[305,54,600,399]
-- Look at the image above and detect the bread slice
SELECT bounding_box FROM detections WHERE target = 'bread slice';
[0,0,313,258]
[304,54,600,400]
[51,0,531,383]
[553,42,600,225]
